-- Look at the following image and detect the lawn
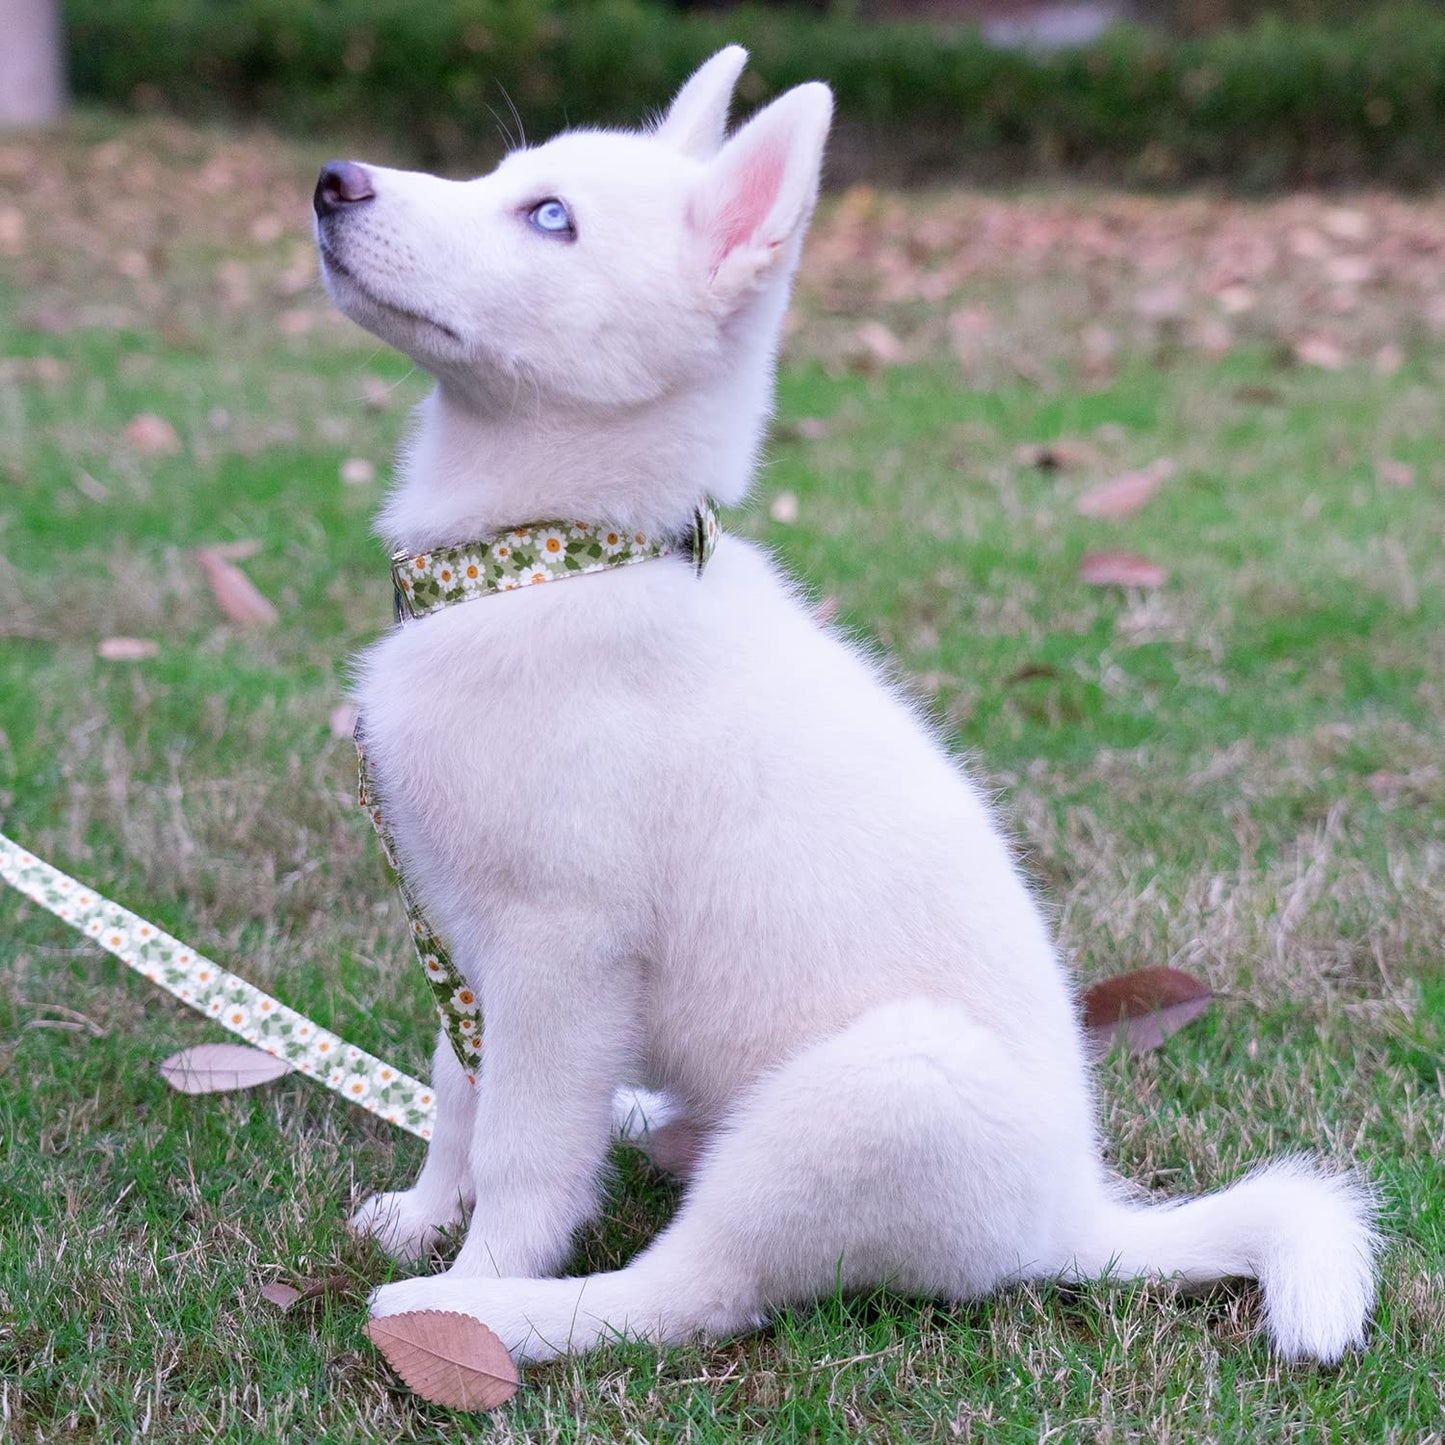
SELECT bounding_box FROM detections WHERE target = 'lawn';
[1,116,1442,1441]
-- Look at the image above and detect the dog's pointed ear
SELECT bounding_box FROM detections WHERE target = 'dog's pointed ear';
[688,82,833,305]
[655,46,749,160]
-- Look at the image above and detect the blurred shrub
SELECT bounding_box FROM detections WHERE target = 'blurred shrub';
[62,0,1445,187]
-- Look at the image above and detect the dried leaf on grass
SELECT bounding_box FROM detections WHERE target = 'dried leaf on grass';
[365,1311,519,1411]
[1079,551,1168,588]
[196,547,279,626]
[97,636,158,661]
[853,320,905,369]
[125,412,181,454]
[260,1275,355,1312]
[159,1042,293,1094]
[1293,335,1347,371]
[1004,663,1060,685]
[1082,966,1213,1057]
[1076,460,1175,519]
[769,491,799,525]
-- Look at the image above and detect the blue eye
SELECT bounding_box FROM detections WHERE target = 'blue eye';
[527,199,575,237]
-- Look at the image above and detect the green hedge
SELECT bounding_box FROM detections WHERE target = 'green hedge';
[61,0,1445,187]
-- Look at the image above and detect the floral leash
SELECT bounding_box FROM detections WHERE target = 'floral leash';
[0,829,438,1139]
[355,732,480,1082]
[0,506,720,1141]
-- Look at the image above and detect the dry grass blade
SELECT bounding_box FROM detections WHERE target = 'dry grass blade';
[1082,966,1214,1057]
[365,1310,520,1411]
[1076,460,1175,519]
[195,547,279,626]
[159,1042,294,1095]
[1079,551,1169,588]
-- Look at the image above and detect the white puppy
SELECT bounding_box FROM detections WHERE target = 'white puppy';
[314,48,1377,1367]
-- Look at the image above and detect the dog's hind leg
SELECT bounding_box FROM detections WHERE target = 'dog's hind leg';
[370,999,1087,1360]
[350,1028,478,1261]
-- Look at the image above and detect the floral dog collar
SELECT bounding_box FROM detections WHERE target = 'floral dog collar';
[391,502,719,621]
[367,500,720,1078]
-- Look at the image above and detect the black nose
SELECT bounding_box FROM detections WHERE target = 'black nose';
[314,160,375,219]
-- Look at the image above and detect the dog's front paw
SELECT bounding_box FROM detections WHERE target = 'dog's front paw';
[350,1188,463,1262]
[368,1275,567,1364]
[368,1275,458,1319]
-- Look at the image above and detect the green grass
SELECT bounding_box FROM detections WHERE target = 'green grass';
[1,118,1442,1440]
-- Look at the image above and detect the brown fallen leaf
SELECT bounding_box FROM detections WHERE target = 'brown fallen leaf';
[1375,459,1415,489]
[1004,663,1059,685]
[813,594,841,626]
[260,1275,355,1312]
[365,1311,520,1411]
[1293,335,1346,371]
[1075,459,1175,519]
[340,456,376,486]
[1133,281,1187,322]
[196,548,279,627]
[97,636,159,661]
[1366,767,1437,799]
[853,320,905,368]
[1374,343,1405,377]
[159,1042,294,1094]
[1082,966,1213,1057]
[769,491,799,525]
[1078,551,1168,588]
[125,412,181,454]
[1322,206,1371,244]
[1234,384,1283,405]
[362,375,392,411]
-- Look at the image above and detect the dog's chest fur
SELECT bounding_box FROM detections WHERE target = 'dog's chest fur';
[354,534,1089,1115]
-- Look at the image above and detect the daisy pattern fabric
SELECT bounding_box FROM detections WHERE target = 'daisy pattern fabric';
[355,732,481,1080]
[0,830,438,1139]
[392,504,720,619]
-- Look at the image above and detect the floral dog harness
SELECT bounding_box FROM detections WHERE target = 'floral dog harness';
[358,504,719,1081]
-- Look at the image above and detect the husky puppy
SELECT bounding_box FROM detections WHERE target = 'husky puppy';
[313,48,1377,1366]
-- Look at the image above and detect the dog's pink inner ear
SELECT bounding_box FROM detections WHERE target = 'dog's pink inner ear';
[694,138,788,269]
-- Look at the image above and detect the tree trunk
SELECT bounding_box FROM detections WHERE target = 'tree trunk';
[0,0,66,127]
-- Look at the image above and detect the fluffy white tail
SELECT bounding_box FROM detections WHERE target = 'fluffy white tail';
[1068,1158,1380,1362]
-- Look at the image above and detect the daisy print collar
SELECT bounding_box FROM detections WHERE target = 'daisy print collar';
[391,502,719,622]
